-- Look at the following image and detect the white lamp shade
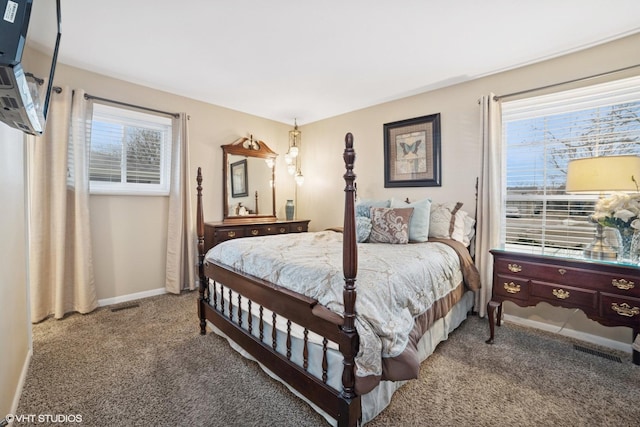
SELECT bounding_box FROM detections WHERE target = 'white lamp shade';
[566,155,640,193]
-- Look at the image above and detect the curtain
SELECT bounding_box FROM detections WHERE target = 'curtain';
[165,113,196,293]
[475,94,503,317]
[28,88,98,322]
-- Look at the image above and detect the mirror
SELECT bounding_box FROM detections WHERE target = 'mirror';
[222,136,277,223]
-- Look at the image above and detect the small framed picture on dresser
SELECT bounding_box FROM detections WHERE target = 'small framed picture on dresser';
[230,159,248,197]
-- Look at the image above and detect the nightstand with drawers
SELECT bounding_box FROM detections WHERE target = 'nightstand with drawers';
[487,249,640,364]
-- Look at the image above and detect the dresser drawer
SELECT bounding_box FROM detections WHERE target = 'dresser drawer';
[597,275,640,298]
[531,281,597,310]
[245,225,277,237]
[495,257,640,295]
[289,222,308,233]
[215,227,246,242]
[494,274,530,301]
[600,293,640,325]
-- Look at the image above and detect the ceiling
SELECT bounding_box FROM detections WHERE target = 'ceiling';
[44,1,640,125]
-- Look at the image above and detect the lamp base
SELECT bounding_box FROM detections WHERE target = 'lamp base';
[583,223,618,261]
[583,244,618,261]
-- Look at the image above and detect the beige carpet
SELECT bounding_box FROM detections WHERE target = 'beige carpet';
[16,291,640,426]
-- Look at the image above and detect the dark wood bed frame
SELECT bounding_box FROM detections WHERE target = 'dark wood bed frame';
[197,132,361,426]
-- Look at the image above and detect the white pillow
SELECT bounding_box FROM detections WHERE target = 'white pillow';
[462,215,476,247]
[429,202,466,242]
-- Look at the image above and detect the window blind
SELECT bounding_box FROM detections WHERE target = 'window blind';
[89,103,172,195]
[501,75,640,256]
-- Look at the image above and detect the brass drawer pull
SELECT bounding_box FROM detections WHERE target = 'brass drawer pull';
[504,282,521,294]
[558,268,566,275]
[611,302,640,317]
[508,264,522,273]
[251,229,259,236]
[612,279,635,290]
[227,231,236,238]
[552,289,570,299]
[296,226,303,231]
[279,227,286,233]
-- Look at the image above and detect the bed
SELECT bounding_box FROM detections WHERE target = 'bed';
[196,132,481,426]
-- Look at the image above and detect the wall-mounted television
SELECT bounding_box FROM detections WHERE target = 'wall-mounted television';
[0,0,61,135]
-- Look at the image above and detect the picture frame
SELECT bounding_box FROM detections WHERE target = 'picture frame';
[230,159,248,197]
[383,113,441,187]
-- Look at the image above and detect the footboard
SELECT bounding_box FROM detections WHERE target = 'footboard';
[196,133,361,427]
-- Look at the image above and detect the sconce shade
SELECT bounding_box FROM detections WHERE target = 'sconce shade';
[566,155,640,193]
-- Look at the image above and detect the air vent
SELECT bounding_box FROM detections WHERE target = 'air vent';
[573,344,622,362]
[15,122,29,131]
[110,302,140,312]
[0,68,11,87]
[2,96,18,109]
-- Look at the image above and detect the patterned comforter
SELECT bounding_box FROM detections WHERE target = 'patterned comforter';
[206,230,479,390]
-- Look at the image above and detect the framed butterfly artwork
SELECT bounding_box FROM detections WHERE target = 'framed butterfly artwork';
[383,113,441,187]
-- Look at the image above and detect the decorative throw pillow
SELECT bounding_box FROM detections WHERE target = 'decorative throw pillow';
[369,207,414,244]
[355,199,391,218]
[390,197,431,242]
[356,216,372,243]
[429,202,467,242]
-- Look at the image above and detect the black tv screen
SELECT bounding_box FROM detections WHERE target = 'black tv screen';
[0,0,61,135]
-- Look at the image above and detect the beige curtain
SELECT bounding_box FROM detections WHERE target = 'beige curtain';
[28,88,98,322]
[165,113,196,293]
[475,94,503,317]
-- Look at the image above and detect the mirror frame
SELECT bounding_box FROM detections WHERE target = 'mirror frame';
[222,137,277,223]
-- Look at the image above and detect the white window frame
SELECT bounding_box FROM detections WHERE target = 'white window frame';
[89,103,172,196]
[501,75,640,257]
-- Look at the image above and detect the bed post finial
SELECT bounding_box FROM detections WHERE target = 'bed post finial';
[196,167,207,335]
[341,132,358,404]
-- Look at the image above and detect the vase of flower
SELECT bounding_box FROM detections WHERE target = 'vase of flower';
[613,226,636,262]
[592,192,640,261]
[630,230,640,264]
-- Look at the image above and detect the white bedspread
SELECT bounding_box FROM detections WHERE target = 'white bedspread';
[205,231,463,379]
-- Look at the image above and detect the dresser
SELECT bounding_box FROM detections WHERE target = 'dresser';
[204,219,310,253]
[487,249,640,364]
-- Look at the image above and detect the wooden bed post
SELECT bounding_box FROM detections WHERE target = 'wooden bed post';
[196,167,207,335]
[340,133,360,426]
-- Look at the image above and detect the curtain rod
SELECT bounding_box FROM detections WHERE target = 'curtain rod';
[494,63,640,101]
[84,93,179,118]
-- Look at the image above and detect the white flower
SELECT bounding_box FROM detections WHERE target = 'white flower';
[594,192,640,229]
[614,209,636,222]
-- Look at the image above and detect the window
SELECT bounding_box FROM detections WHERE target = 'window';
[501,76,640,257]
[89,103,172,195]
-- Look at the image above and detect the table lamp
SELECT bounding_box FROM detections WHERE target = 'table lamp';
[565,155,640,260]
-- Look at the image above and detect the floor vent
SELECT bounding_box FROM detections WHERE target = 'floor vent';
[110,303,140,312]
[573,344,622,363]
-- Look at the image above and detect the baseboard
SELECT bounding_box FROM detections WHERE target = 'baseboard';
[97,287,166,307]
[9,348,32,421]
[503,314,632,354]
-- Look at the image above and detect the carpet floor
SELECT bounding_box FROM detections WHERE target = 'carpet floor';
[16,291,640,426]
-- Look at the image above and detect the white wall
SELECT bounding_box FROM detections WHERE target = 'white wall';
[0,126,30,417]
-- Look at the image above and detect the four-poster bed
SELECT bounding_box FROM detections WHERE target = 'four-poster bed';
[196,133,480,426]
